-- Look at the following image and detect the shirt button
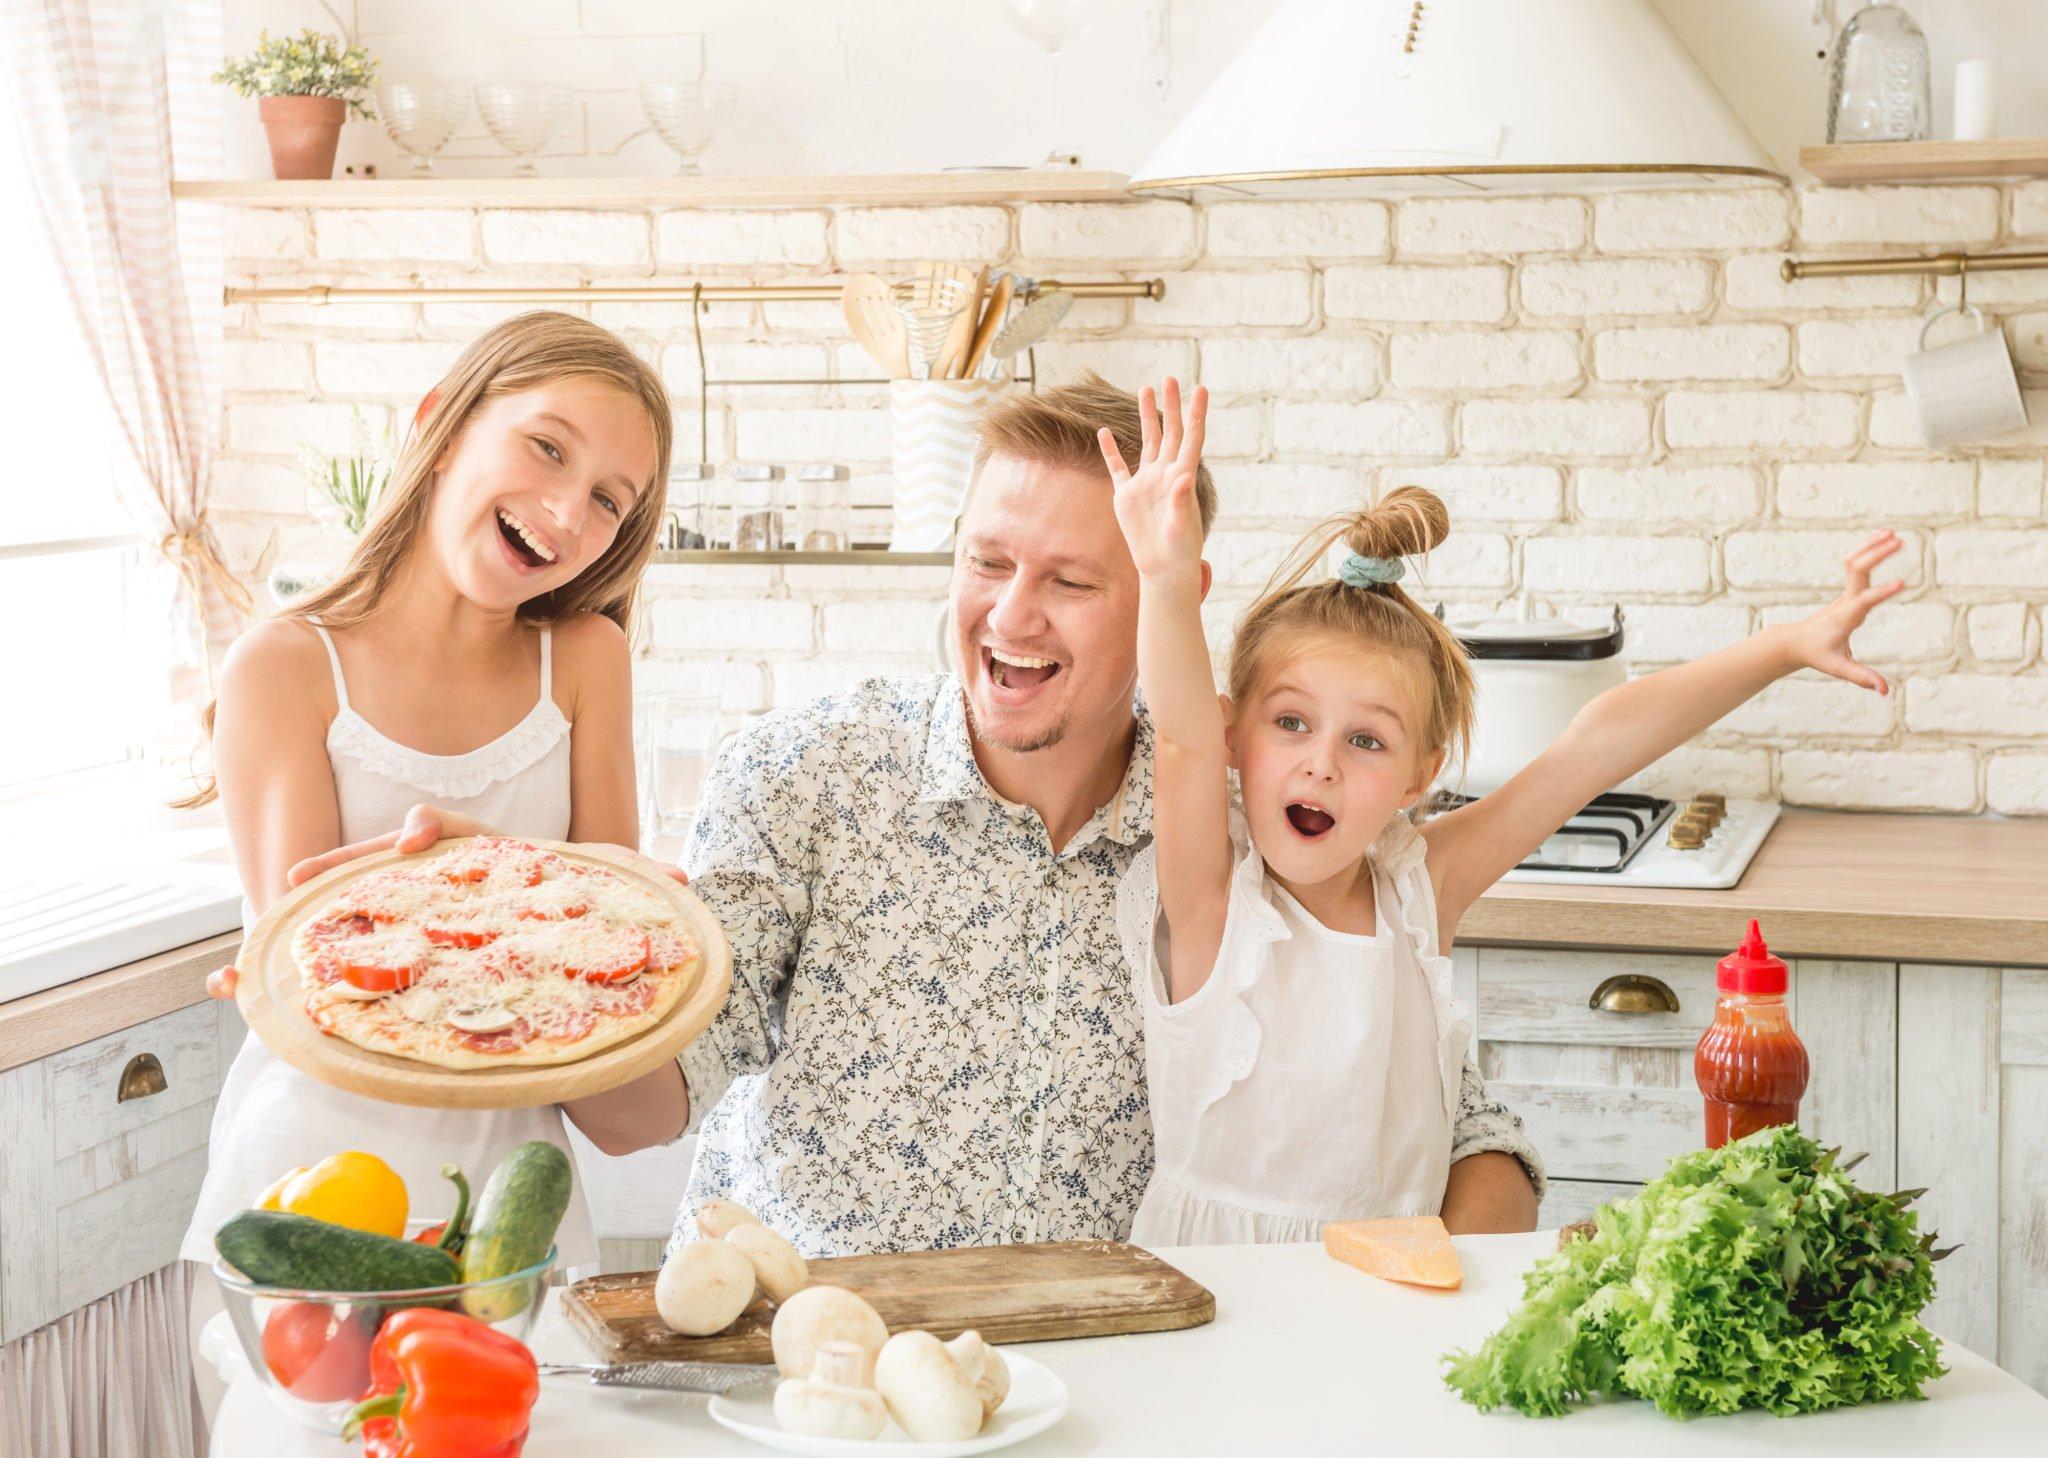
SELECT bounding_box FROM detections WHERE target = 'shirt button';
[1031,985,1050,1003]
[1011,1224,1028,1241]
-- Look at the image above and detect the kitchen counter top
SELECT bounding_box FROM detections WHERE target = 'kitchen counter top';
[205,1233,2046,1456]
[1461,810,2048,966]
[0,932,235,1072]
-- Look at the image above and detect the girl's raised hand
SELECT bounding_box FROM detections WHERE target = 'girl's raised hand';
[1099,377,1208,579]
[1780,528,1908,694]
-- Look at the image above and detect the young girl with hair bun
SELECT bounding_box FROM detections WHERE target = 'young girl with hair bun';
[1102,378,1905,1244]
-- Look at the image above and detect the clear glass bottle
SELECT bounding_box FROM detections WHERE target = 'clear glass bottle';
[663,462,715,549]
[728,463,786,553]
[792,465,851,553]
[1827,4,1931,143]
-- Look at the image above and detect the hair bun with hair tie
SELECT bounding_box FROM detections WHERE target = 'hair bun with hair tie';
[1336,552,1406,589]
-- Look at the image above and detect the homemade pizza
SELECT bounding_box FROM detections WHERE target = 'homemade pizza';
[290,837,699,1071]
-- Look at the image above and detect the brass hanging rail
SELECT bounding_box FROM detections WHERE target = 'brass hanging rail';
[224,278,1164,305]
[1782,249,2048,281]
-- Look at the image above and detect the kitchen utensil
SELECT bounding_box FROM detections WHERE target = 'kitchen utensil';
[927,263,986,379]
[1901,301,2028,449]
[841,275,911,379]
[234,837,731,1110]
[896,275,975,381]
[474,84,573,175]
[214,1230,555,1433]
[707,1348,1069,1457]
[984,289,1073,374]
[961,273,1017,380]
[539,1360,777,1395]
[561,1241,1213,1365]
[375,85,468,175]
[640,82,736,175]
[1452,605,1626,797]
[888,379,1005,550]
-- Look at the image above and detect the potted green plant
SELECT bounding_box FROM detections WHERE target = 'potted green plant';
[213,29,378,181]
[301,411,394,538]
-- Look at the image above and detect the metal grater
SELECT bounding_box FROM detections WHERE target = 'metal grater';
[538,1360,778,1396]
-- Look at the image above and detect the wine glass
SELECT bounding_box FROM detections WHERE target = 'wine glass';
[474,84,572,176]
[637,692,722,850]
[640,83,737,175]
[1000,0,1096,166]
[375,85,468,175]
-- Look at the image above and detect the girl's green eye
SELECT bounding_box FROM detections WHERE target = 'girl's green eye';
[596,491,619,516]
[1277,714,1307,732]
[1350,733,1384,752]
[535,437,564,463]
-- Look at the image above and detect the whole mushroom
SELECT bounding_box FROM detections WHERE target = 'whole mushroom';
[771,1285,889,1385]
[654,1239,757,1336]
[946,1330,1010,1422]
[726,1222,809,1305]
[773,1341,888,1440]
[694,1197,762,1241]
[874,1329,986,1441]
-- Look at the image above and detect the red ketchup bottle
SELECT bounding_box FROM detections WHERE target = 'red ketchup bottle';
[1694,919,1810,1149]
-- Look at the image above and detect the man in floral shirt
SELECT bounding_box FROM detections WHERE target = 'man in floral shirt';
[561,376,1540,1257]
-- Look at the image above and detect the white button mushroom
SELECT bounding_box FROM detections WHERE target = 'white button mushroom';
[725,1222,809,1305]
[770,1285,889,1384]
[874,1329,987,1441]
[654,1239,757,1336]
[773,1341,888,1441]
[945,1330,1011,1422]
[694,1197,762,1241]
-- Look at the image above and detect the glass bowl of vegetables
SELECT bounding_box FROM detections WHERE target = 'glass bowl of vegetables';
[212,1219,556,1433]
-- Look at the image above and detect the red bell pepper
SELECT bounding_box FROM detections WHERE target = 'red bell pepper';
[341,1308,538,1458]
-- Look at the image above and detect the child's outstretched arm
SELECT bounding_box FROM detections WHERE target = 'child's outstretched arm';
[1426,529,1907,934]
[1099,379,1233,1003]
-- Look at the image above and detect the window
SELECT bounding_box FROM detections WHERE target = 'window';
[0,97,160,791]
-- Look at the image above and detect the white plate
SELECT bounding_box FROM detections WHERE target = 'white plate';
[707,1349,1068,1457]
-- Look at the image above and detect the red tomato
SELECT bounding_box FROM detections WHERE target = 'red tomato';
[262,1301,374,1402]
[565,932,650,984]
[413,1223,446,1246]
[340,957,423,993]
[424,926,498,949]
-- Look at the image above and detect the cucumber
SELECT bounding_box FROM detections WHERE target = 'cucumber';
[459,1141,571,1320]
[216,1210,460,1292]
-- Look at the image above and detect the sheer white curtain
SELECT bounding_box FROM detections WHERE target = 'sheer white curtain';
[0,0,236,731]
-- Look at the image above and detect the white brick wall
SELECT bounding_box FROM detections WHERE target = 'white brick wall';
[212,180,2048,814]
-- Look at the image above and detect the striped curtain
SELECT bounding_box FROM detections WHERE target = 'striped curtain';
[0,0,235,720]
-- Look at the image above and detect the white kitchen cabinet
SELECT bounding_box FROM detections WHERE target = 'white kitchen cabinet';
[0,996,242,1342]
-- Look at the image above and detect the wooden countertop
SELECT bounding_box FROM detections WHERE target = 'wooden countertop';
[1460,810,2048,966]
[0,932,236,1072]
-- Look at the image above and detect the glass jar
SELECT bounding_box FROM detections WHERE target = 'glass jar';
[792,465,851,553]
[1827,4,1930,144]
[728,463,786,552]
[662,462,715,549]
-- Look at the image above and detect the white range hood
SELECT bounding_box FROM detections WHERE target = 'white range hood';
[1132,0,1782,196]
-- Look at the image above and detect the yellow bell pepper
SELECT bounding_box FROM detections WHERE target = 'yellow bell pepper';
[256,1152,409,1238]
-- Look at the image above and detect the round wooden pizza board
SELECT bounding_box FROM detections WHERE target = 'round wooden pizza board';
[236,837,731,1110]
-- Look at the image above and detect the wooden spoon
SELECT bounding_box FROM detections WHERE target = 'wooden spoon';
[961,273,1016,382]
[921,262,985,380]
[841,274,910,379]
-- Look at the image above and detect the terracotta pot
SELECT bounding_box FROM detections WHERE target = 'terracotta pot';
[258,95,347,180]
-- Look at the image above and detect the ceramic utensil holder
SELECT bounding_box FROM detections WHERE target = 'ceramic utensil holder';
[888,380,1006,551]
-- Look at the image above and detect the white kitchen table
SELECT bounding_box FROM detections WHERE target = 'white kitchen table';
[206,1232,2047,1456]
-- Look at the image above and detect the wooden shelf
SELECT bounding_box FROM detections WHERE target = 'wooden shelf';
[651,549,950,566]
[1801,139,2048,184]
[172,171,1131,210]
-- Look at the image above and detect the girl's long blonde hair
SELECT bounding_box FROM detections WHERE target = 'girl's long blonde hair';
[176,311,673,807]
[1227,485,1476,774]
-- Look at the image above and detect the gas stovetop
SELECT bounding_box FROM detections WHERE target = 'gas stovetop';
[1432,793,1782,889]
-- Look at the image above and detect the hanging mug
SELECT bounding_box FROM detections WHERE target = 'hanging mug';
[1900,301,2028,448]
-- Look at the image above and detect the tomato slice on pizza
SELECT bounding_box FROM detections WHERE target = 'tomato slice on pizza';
[562,929,651,985]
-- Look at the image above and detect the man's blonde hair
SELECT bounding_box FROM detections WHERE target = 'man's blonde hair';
[971,373,1218,534]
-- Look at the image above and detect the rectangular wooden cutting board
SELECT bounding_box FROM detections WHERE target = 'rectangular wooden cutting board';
[562,1240,1215,1364]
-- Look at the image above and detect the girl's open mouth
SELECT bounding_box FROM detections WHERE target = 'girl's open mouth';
[496,507,556,572]
[1286,803,1335,837]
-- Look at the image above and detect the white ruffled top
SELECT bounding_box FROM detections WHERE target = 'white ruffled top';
[1116,810,1470,1247]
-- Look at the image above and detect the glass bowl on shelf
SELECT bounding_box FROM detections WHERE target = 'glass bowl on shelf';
[474,84,573,175]
[375,84,469,174]
[639,82,736,174]
[212,1228,556,1433]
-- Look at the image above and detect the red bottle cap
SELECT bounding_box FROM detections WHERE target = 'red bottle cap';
[1717,919,1787,995]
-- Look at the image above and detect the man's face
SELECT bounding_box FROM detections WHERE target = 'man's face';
[949,454,1142,756]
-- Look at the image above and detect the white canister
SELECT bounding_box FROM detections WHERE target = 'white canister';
[1453,609,1626,798]
[888,379,1006,551]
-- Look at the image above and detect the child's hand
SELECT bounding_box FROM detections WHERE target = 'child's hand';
[1778,528,1908,693]
[1100,377,1207,580]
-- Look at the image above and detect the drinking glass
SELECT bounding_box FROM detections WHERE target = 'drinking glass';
[376,85,468,175]
[639,692,722,846]
[475,84,573,175]
[1001,0,1096,166]
[640,83,737,175]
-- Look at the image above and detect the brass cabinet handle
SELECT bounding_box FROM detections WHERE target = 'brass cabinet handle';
[116,1052,169,1102]
[1588,974,1681,1015]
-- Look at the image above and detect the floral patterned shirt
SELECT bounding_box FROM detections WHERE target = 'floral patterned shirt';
[673,675,1542,1257]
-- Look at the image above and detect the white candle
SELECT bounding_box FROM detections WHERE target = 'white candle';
[1954,59,1996,142]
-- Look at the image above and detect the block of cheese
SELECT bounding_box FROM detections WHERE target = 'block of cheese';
[1322,1215,1462,1290]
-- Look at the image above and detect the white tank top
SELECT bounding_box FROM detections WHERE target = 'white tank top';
[182,622,598,1270]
